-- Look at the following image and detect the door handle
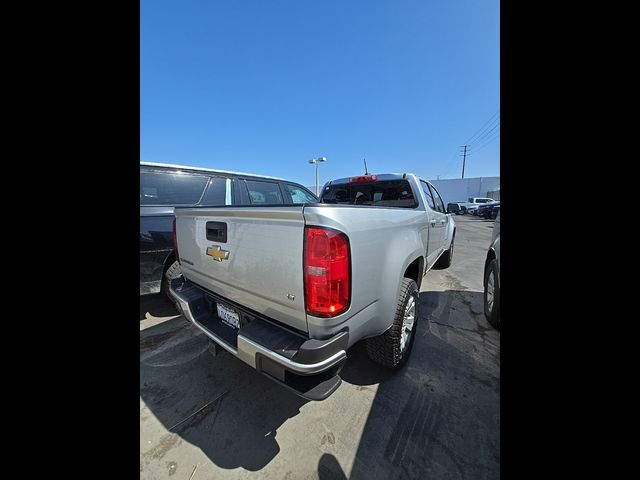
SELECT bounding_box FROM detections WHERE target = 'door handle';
[440,219,446,224]
[206,221,227,243]
[430,220,436,226]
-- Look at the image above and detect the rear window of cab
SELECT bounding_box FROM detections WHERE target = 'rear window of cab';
[320,180,418,208]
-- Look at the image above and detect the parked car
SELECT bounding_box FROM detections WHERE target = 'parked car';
[466,204,480,216]
[140,162,318,298]
[169,173,456,400]
[478,201,500,218]
[480,202,500,219]
[476,203,491,217]
[468,197,495,204]
[446,202,464,215]
[483,210,500,328]
[459,197,496,215]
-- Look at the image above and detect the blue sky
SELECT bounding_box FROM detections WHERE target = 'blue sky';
[141,0,499,187]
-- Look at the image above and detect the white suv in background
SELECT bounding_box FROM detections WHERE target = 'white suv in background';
[465,197,496,215]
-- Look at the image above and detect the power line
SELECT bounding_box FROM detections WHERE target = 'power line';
[470,132,500,153]
[441,146,469,179]
[469,130,500,153]
[470,127,500,150]
[470,116,500,146]
[436,150,462,179]
[468,121,500,148]
[438,109,500,179]
[463,110,500,145]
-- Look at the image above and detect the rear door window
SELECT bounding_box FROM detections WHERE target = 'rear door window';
[140,171,209,205]
[245,180,284,204]
[200,176,232,205]
[284,184,317,204]
[419,181,436,210]
[428,184,445,213]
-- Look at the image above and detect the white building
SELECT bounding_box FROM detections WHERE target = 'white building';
[427,177,500,205]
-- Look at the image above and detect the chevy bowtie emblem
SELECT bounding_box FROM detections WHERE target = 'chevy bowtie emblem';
[206,245,230,262]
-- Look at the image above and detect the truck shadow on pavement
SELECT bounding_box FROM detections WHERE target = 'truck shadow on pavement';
[139,293,179,321]
[140,315,308,473]
[339,289,500,480]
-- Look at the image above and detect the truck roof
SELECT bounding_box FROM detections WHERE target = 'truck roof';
[140,161,285,181]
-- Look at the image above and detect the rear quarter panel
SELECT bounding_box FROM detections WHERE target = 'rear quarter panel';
[303,205,428,344]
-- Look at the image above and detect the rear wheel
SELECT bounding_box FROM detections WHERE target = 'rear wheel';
[484,259,500,329]
[162,260,182,298]
[366,278,419,368]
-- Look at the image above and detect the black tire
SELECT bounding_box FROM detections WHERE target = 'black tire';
[162,260,182,298]
[366,278,419,369]
[484,259,500,329]
[435,234,455,269]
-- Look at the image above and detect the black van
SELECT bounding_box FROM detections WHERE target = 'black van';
[140,162,318,297]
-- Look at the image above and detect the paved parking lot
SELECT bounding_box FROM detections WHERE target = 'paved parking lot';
[140,215,500,479]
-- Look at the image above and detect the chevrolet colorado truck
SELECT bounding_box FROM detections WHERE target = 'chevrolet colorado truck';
[169,173,456,400]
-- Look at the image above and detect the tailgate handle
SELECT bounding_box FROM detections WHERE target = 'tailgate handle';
[206,222,227,243]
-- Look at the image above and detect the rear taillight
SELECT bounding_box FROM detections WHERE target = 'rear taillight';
[304,227,350,317]
[172,217,180,264]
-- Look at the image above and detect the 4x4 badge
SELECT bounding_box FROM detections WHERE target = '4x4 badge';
[206,246,230,262]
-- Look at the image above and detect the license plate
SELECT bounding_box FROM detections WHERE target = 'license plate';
[216,303,240,330]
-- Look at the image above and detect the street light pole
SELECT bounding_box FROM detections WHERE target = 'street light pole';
[308,156,327,196]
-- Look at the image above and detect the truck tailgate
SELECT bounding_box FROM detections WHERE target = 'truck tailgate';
[175,206,308,333]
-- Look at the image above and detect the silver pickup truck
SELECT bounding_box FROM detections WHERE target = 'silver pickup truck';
[169,173,455,400]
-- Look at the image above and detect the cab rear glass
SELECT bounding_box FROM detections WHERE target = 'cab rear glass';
[320,180,418,208]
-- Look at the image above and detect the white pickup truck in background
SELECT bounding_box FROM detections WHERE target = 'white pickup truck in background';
[460,197,496,215]
[169,173,456,400]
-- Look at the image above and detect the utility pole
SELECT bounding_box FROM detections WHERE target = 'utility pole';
[461,145,468,179]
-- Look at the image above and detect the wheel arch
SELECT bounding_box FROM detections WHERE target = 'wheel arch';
[403,256,425,290]
[163,250,177,275]
[484,248,497,277]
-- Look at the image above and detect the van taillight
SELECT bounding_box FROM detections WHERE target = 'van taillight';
[172,218,180,264]
[304,227,350,317]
